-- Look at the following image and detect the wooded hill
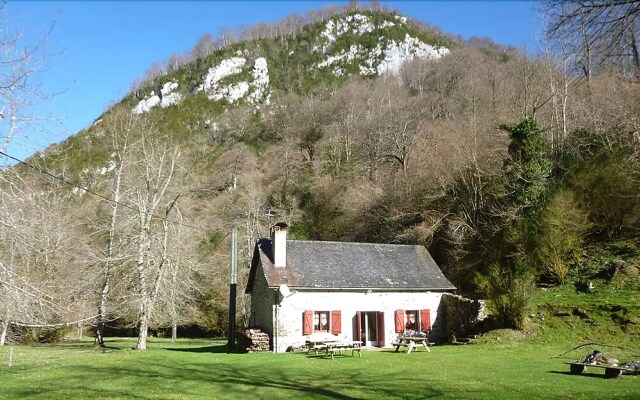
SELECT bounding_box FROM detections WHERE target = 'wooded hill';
[1,3,639,348]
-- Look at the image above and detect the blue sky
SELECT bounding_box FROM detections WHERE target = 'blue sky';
[4,1,540,161]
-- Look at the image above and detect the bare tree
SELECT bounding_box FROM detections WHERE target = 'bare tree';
[89,109,137,346]
[216,26,237,49]
[0,169,79,344]
[124,129,181,351]
[541,29,584,155]
[144,60,168,81]
[544,1,640,78]
[279,13,305,39]
[190,33,215,60]
[0,4,55,155]
[323,78,367,178]
[91,115,183,351]
[166,53,187,73]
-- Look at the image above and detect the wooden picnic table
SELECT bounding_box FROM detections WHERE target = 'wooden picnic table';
[306,339,362,359]
[392,335,433,354]
[325,341,362,359]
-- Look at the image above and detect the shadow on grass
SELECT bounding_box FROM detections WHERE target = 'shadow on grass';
[6,356,445,399]
[303,353,361,360]
[380,349,431,354]
[99,345,122,351]
[27,342,122,353]
[164,345,241,354]
[548,370,613,379]
[85,362,442,399]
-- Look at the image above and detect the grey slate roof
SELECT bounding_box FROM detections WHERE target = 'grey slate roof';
[247,239,456,292]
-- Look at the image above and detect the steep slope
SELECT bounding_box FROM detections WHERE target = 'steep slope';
[36,9,452,190]
[128,11,449,115]
[7,7,639,338]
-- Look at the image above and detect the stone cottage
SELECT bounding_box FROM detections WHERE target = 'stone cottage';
[246,223,462,352]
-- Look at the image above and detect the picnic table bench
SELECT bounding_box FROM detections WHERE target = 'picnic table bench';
[306,339,362,359]
[566,362,634,378]
[392,335,433,354]
[307,343,328,355]
[325,341,362,359]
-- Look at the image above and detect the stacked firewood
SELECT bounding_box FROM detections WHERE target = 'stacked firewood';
[236,328,270,352]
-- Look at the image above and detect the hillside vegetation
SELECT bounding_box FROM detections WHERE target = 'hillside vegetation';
[1,3,639,347]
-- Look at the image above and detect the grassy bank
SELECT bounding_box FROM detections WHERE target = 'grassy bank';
[0,335,638,399]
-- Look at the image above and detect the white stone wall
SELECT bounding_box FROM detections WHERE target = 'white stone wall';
[272,290,444,353]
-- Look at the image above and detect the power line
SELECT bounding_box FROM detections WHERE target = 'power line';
[195,231,231,265]
[0,150,210,232]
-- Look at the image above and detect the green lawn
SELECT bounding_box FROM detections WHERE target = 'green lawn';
[0,337,638,399]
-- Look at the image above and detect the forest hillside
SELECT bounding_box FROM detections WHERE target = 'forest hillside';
[1,2,639,347]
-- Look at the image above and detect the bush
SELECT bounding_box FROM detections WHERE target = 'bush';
[566,147,640,236]
[12,327,69,344]
[535,190,591,283]
[476,259,535,330]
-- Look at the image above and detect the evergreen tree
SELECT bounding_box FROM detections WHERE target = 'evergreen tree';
[479,117,552,329]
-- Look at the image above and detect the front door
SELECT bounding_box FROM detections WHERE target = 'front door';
[355,311,385,347]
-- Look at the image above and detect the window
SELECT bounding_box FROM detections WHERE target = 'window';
[303,310,341,335]
[314,311,330,332]
[394,309,431,333]
[405,310,418,331]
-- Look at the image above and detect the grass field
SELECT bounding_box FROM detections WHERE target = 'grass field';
[0,334,638,400]
[1,284,638,399]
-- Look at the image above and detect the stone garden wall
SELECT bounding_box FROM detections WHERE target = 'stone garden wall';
[441,293,486,341]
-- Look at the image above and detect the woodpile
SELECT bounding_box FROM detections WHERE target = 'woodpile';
[236,328,270,352]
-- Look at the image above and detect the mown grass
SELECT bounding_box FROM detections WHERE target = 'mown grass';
[0,334,638,400]
[1,283,638,399]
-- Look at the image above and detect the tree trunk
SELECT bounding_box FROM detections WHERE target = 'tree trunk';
[630,28,640,78]
[135,222,150,351]
[134,189,152,352]
[96,283,109,346]
[135,230,150,351]
[171,324,177,342]
[0,320,8,346]
[96,320,105,346]
[136,308,149,351]
[97,150,125,347]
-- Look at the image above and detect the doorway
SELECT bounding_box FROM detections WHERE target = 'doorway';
[355,311,385,347]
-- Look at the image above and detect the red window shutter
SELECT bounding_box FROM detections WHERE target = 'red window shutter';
[355,311,362,341]
[420,309,431,332]
[303,310,313,335]
[377,312,385,343]
[394,309,404,333]
[331,310,342,335]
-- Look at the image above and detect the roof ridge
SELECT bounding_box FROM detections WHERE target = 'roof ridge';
[287,239,420,247]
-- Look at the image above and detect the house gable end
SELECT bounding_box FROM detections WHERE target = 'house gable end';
[246,239,272,294]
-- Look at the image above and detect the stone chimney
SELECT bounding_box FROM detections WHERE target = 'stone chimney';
[271,222,288,268]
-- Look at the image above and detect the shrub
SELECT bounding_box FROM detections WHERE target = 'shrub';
[535,190,591,283]
[12,327,69,344]
[476,259,535,330]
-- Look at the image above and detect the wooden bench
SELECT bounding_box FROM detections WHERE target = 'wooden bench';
[325,342,362,359]
[307,343,328,355]
[565,362,629,378]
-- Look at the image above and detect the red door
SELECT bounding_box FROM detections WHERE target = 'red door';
[376,312,385,346]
